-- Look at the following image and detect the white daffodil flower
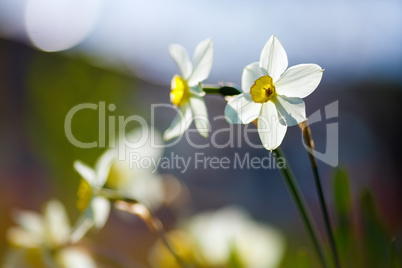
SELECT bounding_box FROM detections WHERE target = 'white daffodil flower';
[149,206,284,268]
[71,149,115,243]
[225,35,323,150]
[3,200,96,268]
[164,38,213,141]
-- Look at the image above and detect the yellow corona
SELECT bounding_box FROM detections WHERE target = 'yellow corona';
[170,75,190,107]
[250,75,276,103]
[76,179,93,211]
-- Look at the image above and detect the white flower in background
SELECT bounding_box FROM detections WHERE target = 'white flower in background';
[225,35,323,150]
[3,200,96,268]
[187,206,285,268]
[164,38,213,141]
[72,128,165,242]
[108,128,165,210]
[149,206,285,268]
[72,149,115,243]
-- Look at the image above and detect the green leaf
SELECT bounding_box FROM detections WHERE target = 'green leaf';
[389,239,401,268]
[360,189,390,268]
[332,167,351,218]
[332,167,354,267]
[296,249,312,268]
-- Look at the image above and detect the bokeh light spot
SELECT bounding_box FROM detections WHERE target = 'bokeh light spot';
[24,0,103,52]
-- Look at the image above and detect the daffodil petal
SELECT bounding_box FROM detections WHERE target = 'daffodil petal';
[13,210,44,237]
[275,64,323,98]
[91,197,111,229]
[190,96,210,138]
[74,161,96,186]
[163,104,193,141]
[188,38,213,87]
[241,62,266,93]
[274,95,306,126]
[70,214,94,243]
[169,44,193,79]
[225,93,262,124]
[44,200,71,247]
[73,197,110,236]
[6,227,38,247]
[95,149,115,187]
[56,248,96,268]
[257,101,287,150]
[259,35,288,82]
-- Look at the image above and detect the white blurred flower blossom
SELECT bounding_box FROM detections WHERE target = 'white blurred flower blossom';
[3,200,96,268]
[225,35,323,150]
[164,38,213,140]
[107,128,165,210]
[72,148,115,243]
[187,206,285,268]
[149,206,285,268]
[72,128,165,242]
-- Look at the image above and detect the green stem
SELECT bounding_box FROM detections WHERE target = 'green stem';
[313,166,340,268]
[301,123,341,268]
[202,87,221,94]
[273,148,329,268]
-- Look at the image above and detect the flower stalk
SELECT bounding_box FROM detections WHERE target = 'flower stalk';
[114,201,189,268]
[299,121,341,268]
[273,147,329,268]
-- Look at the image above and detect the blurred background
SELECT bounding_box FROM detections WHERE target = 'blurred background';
[0,0,401,267]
